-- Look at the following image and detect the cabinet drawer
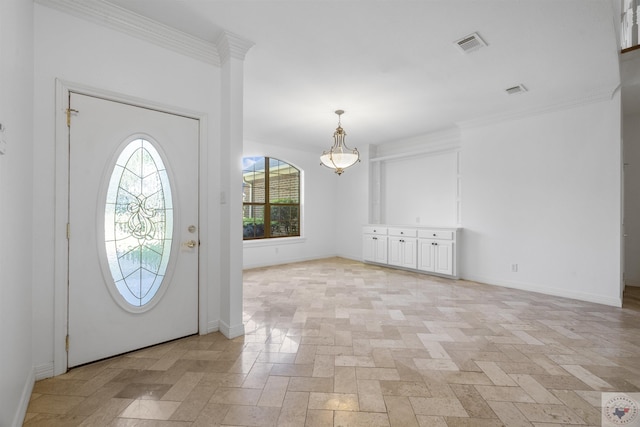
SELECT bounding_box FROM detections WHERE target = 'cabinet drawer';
[388,227,417,237]
[418,230,453,240]
[363,226,387,235]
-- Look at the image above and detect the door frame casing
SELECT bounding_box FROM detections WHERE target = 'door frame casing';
[53,79,210,375]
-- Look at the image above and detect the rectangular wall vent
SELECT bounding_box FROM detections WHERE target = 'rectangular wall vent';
[505,84,528,95]
[454,32,487,53]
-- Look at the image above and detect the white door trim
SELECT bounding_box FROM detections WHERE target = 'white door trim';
[53,79,210,375]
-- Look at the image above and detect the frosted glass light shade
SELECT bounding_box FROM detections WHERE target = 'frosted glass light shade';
[320,110,360,175]
[320,150,359,170]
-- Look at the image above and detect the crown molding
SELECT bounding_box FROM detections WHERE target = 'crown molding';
[35,0,221,66]
[216,31,255,63]
[372,127,461,161]
[457,86,619,130]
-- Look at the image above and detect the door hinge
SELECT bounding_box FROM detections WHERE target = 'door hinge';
[67,223,70,240]
[65,335,69,352]
[66,108,78,127]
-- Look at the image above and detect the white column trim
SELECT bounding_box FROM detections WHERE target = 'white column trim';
[217,40,251,339]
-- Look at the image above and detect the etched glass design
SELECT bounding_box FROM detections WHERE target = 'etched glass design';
[105,139,173,307]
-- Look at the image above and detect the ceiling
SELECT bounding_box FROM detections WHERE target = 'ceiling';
[105,0,622,151]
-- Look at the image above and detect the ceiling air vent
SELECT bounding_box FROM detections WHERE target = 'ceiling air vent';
[505,84,528,95]
[454,32,487,53]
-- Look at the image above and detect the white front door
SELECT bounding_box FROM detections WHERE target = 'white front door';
[67,92,199,367]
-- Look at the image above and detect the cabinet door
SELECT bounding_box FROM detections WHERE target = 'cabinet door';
[388,237,402,266]
[401,239,417,268]
[417,239,435,272]
[363,235,376,262]
[434,241,453,276]
[375,236,388,264]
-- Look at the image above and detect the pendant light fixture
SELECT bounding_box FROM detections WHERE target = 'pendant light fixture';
[320,110,360,175]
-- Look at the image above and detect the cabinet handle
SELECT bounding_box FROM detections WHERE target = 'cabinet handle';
[433,233,436,236]
[401,232,404,234]
[373,229,376,232]
[400,239,404,243]
[373,237,377,240]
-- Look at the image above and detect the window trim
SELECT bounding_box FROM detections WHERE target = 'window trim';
[243,236,307,248]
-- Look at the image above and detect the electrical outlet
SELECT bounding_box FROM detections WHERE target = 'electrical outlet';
[511,264,518,272]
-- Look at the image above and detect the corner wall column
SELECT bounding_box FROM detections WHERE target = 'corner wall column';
[216,32,253,338]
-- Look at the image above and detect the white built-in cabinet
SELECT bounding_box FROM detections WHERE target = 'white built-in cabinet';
[388,227,417,269]
[362,226,388,264]
[417,229,454,276]
[363,225,460,278]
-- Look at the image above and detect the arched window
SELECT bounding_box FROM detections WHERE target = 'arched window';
[242,156,300,240]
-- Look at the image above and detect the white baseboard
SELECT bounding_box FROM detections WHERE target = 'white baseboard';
[12,367,35,427]
[34,362,55,381]
[219,320,245,339]
[205,320,219,334]
[243,254,337,270]
[463,274,622,307]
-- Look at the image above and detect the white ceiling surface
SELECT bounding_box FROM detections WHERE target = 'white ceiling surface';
[106,0,621,150]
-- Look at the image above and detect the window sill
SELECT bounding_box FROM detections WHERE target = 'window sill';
[243,236,307,248]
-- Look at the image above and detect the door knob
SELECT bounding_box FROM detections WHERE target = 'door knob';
[184,240,197,248]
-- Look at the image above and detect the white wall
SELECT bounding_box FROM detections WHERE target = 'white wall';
[381,151,458,226]
[242,140,340,268]
[461,98,623,306]
[624,112,640,286]
[334,145,370,261]
[32,4,222,375]
[0,0,34,425]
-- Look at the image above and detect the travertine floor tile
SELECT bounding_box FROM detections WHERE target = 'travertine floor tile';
[384,395,419,427]
[305,409,334,427]
[514,402,586,424]
[415,415,448,427]
[308,392,359,411]
[409,396,469,417]
[23,413,87,427]
[26,258,640,427]
[168,385,216,421]
[288,376,334,393]
[78,398,132,426]
[189,402,229,426]
[450,383,498,419]
[222,404,281,426]
[26,394,85,415]
[209,387,262,405]
[277,391,309,426]
[487,400,533,427]
[118,400,181,420]
[474,385,536,403]
[334,410,390,427]
[257,375,289,407]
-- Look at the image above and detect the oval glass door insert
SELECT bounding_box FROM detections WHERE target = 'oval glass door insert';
[104,138,173,307]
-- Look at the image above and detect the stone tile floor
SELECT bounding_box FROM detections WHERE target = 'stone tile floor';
[25,257,640,426]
